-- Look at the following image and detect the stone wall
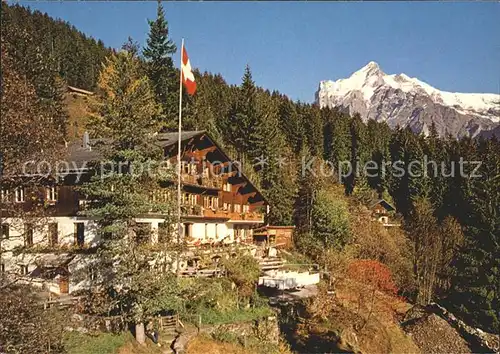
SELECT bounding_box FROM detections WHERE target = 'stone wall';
[213,316,280,344]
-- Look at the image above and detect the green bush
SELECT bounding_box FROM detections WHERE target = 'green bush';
[222,254,261,300]
[311,189,350,250]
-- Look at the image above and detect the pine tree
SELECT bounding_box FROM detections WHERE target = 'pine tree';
[324,109,351,185]
[122,36,141,57]
[448,138,500,333]
[223,65,263,164]
[278,96,305,154]
[80,49,178,344]
[300,104,323,157]
[255,92,296,225]
[387,127,428,217]
[366,119,392,195]
[405,197,442,304]
[143,0,178,128]
[344,114,369,195]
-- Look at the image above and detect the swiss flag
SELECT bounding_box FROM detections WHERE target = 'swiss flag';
[181,45,196,95]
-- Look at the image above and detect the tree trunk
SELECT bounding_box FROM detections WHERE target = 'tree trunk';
[135,322,146,345]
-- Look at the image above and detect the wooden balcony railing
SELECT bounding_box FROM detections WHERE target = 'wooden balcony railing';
[183,207,264,222]
[180,173,223,189]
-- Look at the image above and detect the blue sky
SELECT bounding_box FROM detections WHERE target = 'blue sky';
[18,1,500,102]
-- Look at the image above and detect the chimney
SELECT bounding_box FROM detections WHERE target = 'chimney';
[83,131,91,151]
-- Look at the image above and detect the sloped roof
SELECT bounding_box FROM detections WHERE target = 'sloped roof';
[369,199,396,212]
[63,131,266,203]
[156,131,205,148]
[65,131,206,170]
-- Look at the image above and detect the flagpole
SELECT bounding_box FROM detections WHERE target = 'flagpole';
[176,38,184,274]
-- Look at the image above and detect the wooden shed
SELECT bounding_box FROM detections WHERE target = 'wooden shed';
[252,225,295,249]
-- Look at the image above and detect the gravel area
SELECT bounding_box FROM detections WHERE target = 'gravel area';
[403,313,472,354]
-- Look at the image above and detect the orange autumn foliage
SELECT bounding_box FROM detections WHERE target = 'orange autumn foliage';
[347,260,398,296]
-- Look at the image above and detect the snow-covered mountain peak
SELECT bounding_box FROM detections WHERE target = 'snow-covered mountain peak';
[316,62,500,138]
[356,61,384,77]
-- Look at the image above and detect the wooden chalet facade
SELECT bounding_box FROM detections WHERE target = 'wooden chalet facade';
[252,225,295,249]
[0,131,269,294]
[369,199,400,227]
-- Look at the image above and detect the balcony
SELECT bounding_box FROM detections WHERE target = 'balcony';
[182,206,264,222]
[182,205,203,217]
[180,173,222,190]
[230,211,264,222]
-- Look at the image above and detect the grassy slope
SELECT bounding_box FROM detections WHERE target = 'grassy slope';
[64,332,130,354]
[186,334,253,354]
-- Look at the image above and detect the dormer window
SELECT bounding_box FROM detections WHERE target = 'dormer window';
[14,187,24,203]
[46,186,57,203]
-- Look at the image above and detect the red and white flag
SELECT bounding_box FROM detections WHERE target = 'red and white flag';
[181,45,196,95]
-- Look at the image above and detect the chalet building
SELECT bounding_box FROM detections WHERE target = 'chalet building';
[0,131,269,294]
[369,199,400,227]
[252,225,295,249]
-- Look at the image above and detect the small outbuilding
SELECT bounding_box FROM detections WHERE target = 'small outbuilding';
[252,225,295,248]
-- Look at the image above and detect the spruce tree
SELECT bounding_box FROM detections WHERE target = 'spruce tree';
[255,92,296,225]
[278,97,305,154]
[143,0,178,128]
[224,65,263,164]
[449,138,500,333]
[80,49,178,344]
[324,110,351,185]
[387,127,427,217]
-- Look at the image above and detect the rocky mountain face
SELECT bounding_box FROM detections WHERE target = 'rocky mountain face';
[316,62,500,138]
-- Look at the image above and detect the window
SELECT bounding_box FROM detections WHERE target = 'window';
[223,202,228,211]
[1,188,10,203]
[14,187,24,203]
[49,223,58,246]
[243,205,250,213]
[223,182,231,192]
[234,204,241,213]
[1,224,9,239]
[1,263,5,273]
[46,186,57,202]
[205,196,218,209]
[20,265,29,276]
[183,162,188,174]
[24,224,33,246]
[183,193,196,206]
[74,223,85,247]
[184,223,191,238]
